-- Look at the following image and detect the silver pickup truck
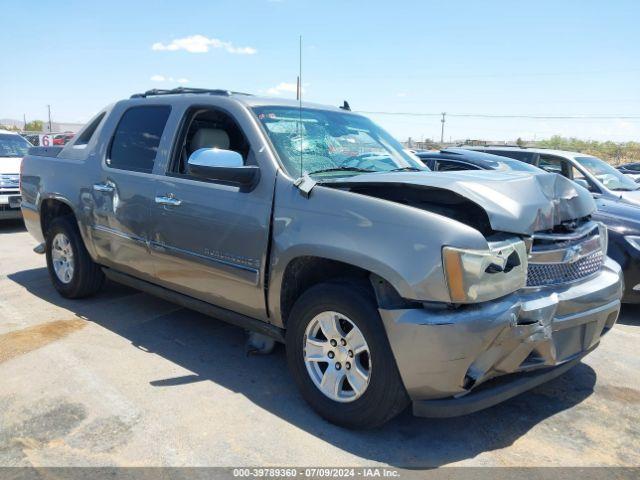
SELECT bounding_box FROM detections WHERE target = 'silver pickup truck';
[20,88,623,428]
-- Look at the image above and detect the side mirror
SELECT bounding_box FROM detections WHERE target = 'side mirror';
[187,148,259,187]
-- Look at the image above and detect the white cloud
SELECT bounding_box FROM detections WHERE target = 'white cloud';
[150,75,190,84]
[152,34,257,55]
[267,82,301,96]
[396,92,408,97]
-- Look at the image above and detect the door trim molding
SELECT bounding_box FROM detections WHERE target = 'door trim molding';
[149,241,260,286]
[91,224,147,245]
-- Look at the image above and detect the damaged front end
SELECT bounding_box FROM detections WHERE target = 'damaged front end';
[300,170,621,416]
[379,219,622,417]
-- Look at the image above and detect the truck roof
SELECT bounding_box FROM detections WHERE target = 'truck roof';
[127,87,350,113]
[470,145,596,160]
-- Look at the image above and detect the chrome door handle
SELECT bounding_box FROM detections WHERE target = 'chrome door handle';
[93,182,115,193]
[155,195,182,206]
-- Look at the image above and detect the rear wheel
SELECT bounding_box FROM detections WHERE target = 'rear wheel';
[45,216,104,298]
[286,281,409,429]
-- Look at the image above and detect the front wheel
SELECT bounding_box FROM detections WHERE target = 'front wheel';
[286,281,409,429]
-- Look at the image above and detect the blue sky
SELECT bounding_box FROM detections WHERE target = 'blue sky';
[2,0,640,141]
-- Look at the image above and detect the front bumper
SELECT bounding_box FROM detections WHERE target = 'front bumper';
[0,194,22,219]
[379,257,623,417]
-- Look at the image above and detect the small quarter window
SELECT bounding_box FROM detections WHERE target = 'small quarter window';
[73,112,106,148]
[108,105,171,173]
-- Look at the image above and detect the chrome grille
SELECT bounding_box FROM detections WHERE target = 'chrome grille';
[526,221,605,287]
[527,251,604,287]
[0,174,19,192]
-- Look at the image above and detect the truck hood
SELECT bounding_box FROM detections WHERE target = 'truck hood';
[0,156,22,175]
[325,170,595,235]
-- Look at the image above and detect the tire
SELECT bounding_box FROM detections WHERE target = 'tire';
[286,280,409,429]
[45,215,104,299]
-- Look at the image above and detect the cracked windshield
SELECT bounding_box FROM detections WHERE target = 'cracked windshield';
[253,106,426,179]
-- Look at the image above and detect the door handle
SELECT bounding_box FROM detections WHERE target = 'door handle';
[93,182,115,193]
[155,194,182,206]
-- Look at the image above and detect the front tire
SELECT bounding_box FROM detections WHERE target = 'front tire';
[286,281,409,429]
[45,216,104,298]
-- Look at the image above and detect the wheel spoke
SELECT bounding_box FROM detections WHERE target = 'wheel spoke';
[50,233,74,285]
[317,312,342,339]
[320,367,345,397]
[303,310,371,403]
[346,327,368,355]
[304,338,327,362]
[347,364,368,395]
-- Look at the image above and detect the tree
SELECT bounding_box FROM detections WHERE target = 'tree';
[516,137,525,147]
[24,120,44,132]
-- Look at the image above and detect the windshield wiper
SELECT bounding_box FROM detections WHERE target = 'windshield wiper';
[388,166,423,172]
[308,166,377,175]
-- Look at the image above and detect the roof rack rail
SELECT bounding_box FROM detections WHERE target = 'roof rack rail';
[130,87,252,99]
[483,144,528,148]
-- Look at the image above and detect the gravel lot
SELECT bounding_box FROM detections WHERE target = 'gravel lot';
[0,219,639,468]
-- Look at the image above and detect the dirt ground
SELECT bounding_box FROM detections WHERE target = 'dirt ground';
[1,219,638,468]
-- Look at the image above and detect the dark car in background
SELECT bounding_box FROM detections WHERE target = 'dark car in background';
[417,147,640,303]
[617,162,640,182]
[415,148,542,173]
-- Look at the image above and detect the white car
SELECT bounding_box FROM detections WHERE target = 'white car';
[0,129,30,220]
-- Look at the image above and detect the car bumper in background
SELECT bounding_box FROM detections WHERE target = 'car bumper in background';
[607,230,640,303]
[379,258,623,417]
[0,194,22,219]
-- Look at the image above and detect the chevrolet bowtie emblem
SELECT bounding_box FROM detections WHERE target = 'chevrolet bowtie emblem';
[563,244,584,264]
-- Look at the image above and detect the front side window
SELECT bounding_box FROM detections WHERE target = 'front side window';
[576,156,639,191]
[0,134,31,158]
[107,105,171,173]
[253,107,425,179]
[171,107,250,176]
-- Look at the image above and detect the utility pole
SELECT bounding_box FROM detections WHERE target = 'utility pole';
[440,112,446,144]
[47,105,52,132]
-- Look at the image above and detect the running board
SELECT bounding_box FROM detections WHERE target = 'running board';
[102,268,285,343]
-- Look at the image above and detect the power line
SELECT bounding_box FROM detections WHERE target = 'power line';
[357,111,640,120]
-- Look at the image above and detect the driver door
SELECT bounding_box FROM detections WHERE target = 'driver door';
[149,106,274,320]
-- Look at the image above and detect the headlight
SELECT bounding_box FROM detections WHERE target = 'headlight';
[442,239,528,303]
[625,235,640,251]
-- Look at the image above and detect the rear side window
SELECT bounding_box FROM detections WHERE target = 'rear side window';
[107,105,171,173]
[437,160,479,171]
[485,149,537,164]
